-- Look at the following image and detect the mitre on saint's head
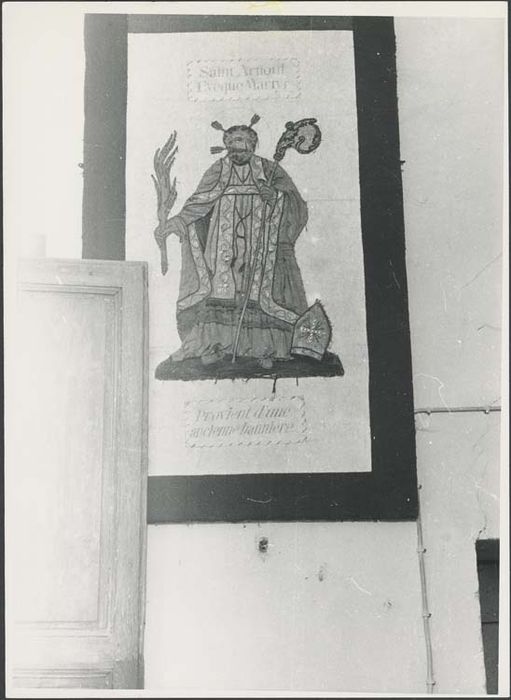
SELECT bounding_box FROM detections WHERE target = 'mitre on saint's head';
[291,300,332,362]
[210,114,261,154]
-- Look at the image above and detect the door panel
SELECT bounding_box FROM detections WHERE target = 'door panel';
[12,668,114,689]
[6,259,148,690]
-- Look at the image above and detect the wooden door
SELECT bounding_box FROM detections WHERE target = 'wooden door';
[5,259,148,690]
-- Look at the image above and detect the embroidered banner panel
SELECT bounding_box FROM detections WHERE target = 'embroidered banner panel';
[126,29,371,475]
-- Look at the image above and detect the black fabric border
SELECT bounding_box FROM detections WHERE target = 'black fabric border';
[82,14,418,522]
[127,14,354,33]
[82,14,128,259]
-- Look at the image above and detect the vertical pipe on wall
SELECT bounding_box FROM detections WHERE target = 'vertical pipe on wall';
[417,487,436,692]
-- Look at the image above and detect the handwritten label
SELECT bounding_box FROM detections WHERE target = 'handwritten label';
[187,58,300,101]
[185,396,307,447]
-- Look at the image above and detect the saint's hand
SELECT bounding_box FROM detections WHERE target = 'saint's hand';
[257,179,278,206]
[154,216,184,245]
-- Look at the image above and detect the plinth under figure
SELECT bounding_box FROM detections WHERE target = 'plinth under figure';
[153,116,344,381]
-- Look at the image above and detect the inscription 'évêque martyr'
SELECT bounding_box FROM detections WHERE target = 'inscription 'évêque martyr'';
[187,58,301,101]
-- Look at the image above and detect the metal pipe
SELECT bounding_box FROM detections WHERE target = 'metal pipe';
[416,489,436,693]
[414,406,501,415]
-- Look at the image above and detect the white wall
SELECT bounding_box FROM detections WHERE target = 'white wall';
[395,17,505,693]
[3,3,84,261]
[4,5,505,695]
[145,522,424,693]
[399,17,504,410]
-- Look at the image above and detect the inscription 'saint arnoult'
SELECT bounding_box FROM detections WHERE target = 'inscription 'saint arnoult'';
[188,58,301,101]
[185,397,307,447]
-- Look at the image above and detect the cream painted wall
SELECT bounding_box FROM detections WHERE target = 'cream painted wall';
[394,17,504,693]
[4,6,505,695]
[145,522,425,693]
[399,17,504,410]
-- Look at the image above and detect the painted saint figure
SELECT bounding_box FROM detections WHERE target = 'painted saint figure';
[154,116,343,380]
[155,117,309,368]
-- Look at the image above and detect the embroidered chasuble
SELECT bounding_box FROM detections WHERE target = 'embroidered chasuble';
[171,154,309,362]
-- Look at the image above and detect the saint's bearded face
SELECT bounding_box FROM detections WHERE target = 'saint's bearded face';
[224,131,256,165]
